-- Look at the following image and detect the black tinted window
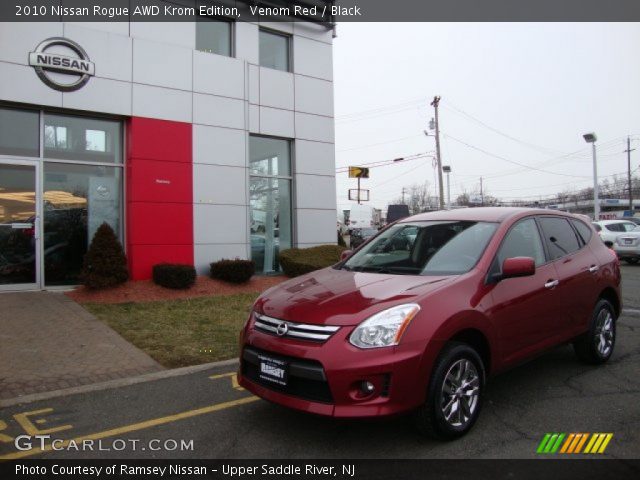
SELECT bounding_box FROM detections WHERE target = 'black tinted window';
[539,217,581,259]
[571,219,593,244]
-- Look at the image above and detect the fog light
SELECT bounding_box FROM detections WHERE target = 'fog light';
[361,381,375,394]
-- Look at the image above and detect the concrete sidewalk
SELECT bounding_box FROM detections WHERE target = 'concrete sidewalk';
[0,292,163,401]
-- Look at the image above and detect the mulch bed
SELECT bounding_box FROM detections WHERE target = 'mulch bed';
[65,275,288,304]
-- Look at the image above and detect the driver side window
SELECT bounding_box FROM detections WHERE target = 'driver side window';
[497,218,546,268]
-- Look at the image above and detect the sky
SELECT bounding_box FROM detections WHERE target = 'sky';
[332,23,640,213]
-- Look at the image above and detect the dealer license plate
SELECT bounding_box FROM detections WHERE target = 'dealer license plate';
[258,355,288,386]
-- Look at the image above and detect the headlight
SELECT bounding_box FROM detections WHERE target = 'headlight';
[349,304,421,349]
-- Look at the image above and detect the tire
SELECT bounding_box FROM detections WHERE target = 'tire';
[625,258,639,265]
[414,342,485,440]
[573,299,616,364]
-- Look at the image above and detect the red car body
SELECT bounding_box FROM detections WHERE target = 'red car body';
[238,208,621,419]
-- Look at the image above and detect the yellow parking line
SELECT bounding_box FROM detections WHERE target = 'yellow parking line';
[0,396,258,461]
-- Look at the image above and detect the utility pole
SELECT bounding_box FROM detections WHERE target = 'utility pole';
[625,136,635,214]
[401,187,406,204]
[430,96,445,210]
[480,176,484,206]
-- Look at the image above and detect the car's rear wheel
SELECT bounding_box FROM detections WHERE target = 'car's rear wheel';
[414,342,485,439]
[573,299,616,364]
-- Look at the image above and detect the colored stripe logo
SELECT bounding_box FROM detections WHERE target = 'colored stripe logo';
[537,433,613,454]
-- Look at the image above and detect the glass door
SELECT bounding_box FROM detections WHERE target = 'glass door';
[0,160,40,290]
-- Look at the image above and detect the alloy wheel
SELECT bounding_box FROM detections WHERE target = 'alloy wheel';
[594,308,614,357]
[440,359,480,427]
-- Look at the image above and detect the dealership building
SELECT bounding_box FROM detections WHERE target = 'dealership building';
[0,6,337,290]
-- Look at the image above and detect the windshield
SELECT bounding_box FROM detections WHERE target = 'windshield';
[342,221,497,276]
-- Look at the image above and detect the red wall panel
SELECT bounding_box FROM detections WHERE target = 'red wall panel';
[127,117,193,280]
[128,117,192,163]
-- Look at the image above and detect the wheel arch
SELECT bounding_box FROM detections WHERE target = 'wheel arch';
[448,328,492,376]
[599,287,621,318]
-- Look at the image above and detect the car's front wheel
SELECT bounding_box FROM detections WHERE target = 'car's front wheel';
[414,342,485,439]
[573,299,616,364]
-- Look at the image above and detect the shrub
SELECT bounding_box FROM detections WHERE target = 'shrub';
[278,245,347,278]
[152,263,196,289]
[210,258,255,284]
[80,222,128,289]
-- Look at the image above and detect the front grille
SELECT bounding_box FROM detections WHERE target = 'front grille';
[242,346,333,403]
[254,314,340,342]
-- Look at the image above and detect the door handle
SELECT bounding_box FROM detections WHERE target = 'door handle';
[588,265,599,273]
[544,279,559,289]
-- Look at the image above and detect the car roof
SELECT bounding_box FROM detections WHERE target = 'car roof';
[401,207,579,224]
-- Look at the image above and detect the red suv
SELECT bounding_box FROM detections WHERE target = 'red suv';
[238,208,621,439]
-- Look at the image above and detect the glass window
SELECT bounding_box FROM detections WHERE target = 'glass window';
[0,107,39,157]
[249,136,292,274]
[497,218,546,267]
[571,219,593,244]
[538,217,581,260]
[249,136,291,176]
[342,221,498,276]
[259,29,290,72]
[43,162,122,286]
[196,17,232,56]
[44,113,122,163]
[621,222,637,232]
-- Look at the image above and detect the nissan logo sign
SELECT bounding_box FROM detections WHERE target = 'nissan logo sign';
[276,322,289,337]
[29,37,95,92]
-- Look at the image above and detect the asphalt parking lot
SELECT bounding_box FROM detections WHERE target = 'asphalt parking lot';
[1,266,639,461]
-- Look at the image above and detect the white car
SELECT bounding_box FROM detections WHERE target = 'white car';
[593,220,640,264]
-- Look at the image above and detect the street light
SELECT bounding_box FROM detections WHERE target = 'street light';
[583,132,598,220]
[442,165,451,210]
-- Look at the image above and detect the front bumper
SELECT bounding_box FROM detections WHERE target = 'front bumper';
[237,322,428,418]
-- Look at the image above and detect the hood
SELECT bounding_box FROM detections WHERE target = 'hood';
[256,267,457,326]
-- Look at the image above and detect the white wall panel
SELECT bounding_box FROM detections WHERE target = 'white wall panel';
[133,38,192,91]
[293,36,333,81]
[193,94,245,129]
[63,77,131,116]
[294,75,333,117]
[248,64,259,104]
[295,174,336,210]
[0,62,62,107]
[132,84,192,123]
[193,124,246,167]
[249,104,260,133]
[193,164,247,206]
[64,24,132,82]
[64,22,130,36]
[295,140,335,176]
[294,24,333,44]
[194,244,249,274]
[193,51,244,99]
[259,67,294,110]
[0,22,62,65]
[295,112,334,143]
[235,22,259,64]
[130,21,195,49]
[296,209,338,245]
[260,107,294,138]
[194,204,248,244]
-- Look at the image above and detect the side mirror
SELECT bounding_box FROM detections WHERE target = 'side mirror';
[340,250,353,262]
[501,257,535,279]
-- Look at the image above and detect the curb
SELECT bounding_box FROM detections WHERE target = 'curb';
[0,358,239,409]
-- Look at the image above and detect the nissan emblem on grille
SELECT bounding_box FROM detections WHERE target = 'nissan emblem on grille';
[276,322,288,336]
[254,314,340,342]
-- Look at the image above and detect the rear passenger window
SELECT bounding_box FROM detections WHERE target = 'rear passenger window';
[539,217,581,259]
[571,219,592,244]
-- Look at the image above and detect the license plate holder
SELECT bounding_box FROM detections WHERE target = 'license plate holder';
[625,239,633,245]
[258,355,288,386]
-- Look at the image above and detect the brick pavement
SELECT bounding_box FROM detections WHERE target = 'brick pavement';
[0,292,163,401]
